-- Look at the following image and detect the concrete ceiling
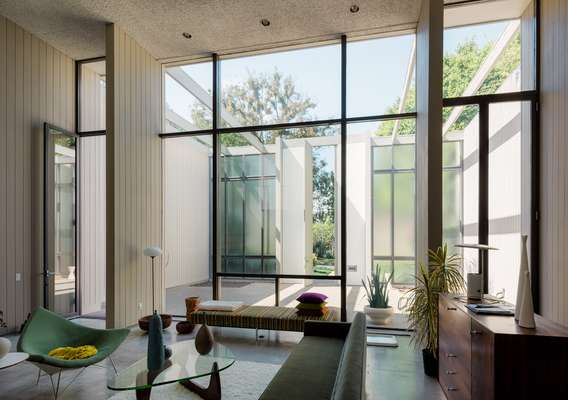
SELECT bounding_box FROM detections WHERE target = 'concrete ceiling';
[0,0,422,61]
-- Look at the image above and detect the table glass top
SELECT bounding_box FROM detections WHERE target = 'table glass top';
[108,340,234,391]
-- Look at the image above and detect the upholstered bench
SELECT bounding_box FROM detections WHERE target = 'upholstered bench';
[187,305,340,334]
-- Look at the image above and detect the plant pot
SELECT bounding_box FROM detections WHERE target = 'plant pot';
[364,305,394,325]
[422,349,438,377]
[138,314,172,331]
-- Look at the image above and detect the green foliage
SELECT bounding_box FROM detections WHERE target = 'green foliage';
[377,32,521,136]
[362,265,392,308]
[313,219,335,262]
[313,155,335,223]
[406,244,464,355]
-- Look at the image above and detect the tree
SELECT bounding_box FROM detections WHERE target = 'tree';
[191,69,330,145]
[377,32,521,136]
[313,153,335,223]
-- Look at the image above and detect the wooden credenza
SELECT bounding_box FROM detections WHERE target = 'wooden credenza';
[438,294,568,399]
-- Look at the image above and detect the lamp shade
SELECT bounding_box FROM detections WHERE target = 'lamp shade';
[143,246,162,258]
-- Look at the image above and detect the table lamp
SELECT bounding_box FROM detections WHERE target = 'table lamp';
[454,243,498,300]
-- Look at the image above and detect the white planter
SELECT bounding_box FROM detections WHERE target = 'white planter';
[364,305,394,325]
[0,337,11,360]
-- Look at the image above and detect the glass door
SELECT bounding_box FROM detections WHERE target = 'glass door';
[44,123,78,316]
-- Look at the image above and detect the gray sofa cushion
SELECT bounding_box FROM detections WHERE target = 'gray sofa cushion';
[259,335,345,400]
[331,312,367,400]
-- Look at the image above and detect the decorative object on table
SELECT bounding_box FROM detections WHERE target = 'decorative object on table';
[138,246,172,331]
[18,307,128,399]
[0,337,11,360]
[147,311,165,371]
[405,244,464,377]
[195,314,215,355]
[48,345,97,360]
[362,265,393,325]
[454,243,498,300]
[176,320,195,335]
[295,292,328,317]
[515,235,535,328]
[465,303,515,315]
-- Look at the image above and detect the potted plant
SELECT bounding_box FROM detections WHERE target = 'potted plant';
[362,266,394,325]
[406,244,464,377]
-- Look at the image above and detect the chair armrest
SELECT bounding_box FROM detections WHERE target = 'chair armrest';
[304,320,351,339]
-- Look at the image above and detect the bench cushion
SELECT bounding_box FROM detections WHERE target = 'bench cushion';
[259,336,345,400]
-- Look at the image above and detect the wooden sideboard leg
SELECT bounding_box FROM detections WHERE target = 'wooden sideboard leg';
[179,362,221,400]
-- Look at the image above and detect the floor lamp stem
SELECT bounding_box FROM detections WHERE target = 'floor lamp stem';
[151,257,155,312]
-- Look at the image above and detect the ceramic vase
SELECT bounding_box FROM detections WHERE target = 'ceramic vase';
[516,235,536,329]
[147,311,165,371]
[195,318,214,355]
[0,337,11,360]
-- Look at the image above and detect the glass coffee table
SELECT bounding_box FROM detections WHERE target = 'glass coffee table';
[108,340,234,400]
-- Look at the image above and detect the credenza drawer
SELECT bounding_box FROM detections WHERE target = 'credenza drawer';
[439,296,471,400]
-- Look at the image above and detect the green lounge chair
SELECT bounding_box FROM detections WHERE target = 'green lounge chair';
[17,307,129,399]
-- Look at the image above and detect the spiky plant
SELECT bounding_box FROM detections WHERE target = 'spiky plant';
[429,244,465,294]
[362,266,392,308]
[406,244,465,356]
[407,263,438,355]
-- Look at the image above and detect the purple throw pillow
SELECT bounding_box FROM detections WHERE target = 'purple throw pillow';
[297,292,328,304]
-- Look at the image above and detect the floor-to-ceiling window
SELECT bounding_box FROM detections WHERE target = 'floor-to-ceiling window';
[443,0,538,305]
[162,34,417,322]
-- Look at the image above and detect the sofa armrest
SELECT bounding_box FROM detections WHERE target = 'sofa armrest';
[304,320,351,339]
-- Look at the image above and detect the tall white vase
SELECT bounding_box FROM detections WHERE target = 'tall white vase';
[516,235,536,329]
[515,235,529,321]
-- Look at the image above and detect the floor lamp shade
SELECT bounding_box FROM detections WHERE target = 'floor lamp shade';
[144,246,162,258]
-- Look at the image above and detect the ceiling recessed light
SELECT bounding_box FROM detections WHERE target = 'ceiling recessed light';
[182,32,192,39]
[350,4,360,13]
[261,19,270,27]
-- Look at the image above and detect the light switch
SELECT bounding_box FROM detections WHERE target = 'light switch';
[347,265,357,272]
[15,273,21,281]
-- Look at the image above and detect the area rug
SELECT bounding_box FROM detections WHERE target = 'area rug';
[109,360,280,399]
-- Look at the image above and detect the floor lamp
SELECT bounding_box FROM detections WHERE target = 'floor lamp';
[143,246,162,312]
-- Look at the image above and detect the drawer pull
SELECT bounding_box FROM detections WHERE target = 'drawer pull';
[447,307,457,311]
[471,329,482,335]
[446,386,458,392]
[445,370,456,375]
[446,353,457,358]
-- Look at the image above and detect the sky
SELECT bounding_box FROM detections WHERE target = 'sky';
[165,20,510,137]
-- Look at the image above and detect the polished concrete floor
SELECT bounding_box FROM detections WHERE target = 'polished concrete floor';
[0,318,444,399]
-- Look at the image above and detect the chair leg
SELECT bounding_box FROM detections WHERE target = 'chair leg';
[49,370,62,400]
[35,368,42,385]
[109,356,118,375]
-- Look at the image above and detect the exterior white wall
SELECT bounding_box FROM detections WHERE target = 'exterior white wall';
[346,137,371,285]
[163,137,210,289]
[278,139,312,277]
[80,136,107,315]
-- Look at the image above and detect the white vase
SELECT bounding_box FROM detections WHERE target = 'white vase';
[0,337,11,360]
[515,235,536,328]
[515,235,529,321]
[364,306,394,325]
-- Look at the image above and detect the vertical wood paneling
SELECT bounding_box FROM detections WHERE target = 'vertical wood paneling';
[106,24,162,329]
[540,0,568,326]
[0,15,74,332]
